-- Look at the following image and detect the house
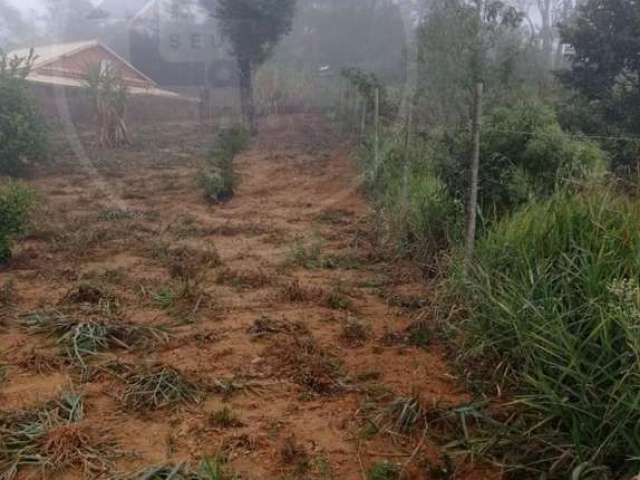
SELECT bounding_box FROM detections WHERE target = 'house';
[8,39,199,125]
[8,39,187,99]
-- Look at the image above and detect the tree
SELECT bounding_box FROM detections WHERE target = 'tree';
[559,0,640,170]
[0,50,48,176]
[210,0,297,133]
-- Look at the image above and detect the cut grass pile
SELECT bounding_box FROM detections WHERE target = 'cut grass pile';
[21,310,168,367]
[121,364,201,410]
[0,392,112,478]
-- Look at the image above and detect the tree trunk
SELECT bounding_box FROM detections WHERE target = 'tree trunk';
[465,82,483,269]
[538,0,554,70]
[238,59,257,135]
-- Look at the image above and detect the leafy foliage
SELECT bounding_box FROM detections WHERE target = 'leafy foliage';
[199,126,250,203]
[438,98,605,214]
[207,0,297,131]
[0,181,36,263]
[559,0,640,173]
[0,49,47,176]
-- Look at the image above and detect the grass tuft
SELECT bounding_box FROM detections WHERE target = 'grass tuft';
[22,310,169,368]
[0,392,113,478]
[121,365,200,410]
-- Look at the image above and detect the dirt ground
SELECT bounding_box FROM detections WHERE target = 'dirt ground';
[0,114,483,479]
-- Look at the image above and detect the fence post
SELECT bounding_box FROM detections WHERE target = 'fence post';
[374,88,380,169]
[402,107,413,206]
[360,98,367,140]
[465,81,484,271]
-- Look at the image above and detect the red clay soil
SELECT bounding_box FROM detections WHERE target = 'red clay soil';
[0,114,493,479]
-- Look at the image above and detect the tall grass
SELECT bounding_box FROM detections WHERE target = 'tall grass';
[358,130,463,266]
[458,186,640,477]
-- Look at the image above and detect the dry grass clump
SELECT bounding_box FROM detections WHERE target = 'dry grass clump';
[246,314,308,338]
[280,436,310,474]
[0,392,113,478]
[14,349,67,374]
[21,310,169,367]
[315,208,354,226]
[277,280,325,304]
[268,334,343,395]
[216,267,271,290]
[121,364,201,410]
[150,241,221,282]
[0,280,16,323]
[0,280,15,310]
[61,282,121,316]
[210,222,275,238]
[340,317,369,347]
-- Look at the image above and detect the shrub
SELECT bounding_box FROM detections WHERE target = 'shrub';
[457,186,640,476]
[0,50,47,176]
[0,181,36,262]
[438,98,606,215]
[199,126,250,203]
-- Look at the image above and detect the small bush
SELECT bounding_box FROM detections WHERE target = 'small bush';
[457,186,640,476]
[0,50,48,176]
[199,126,250,203]
[0,181,37,262]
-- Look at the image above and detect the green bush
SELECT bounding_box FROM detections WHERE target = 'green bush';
[199,126,250,203]
[0,50,48,176]
[0,181,37,262]
[438,98,606,215]
[458,186,640,476]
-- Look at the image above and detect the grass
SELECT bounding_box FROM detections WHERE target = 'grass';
[209,407,243,428]
[97,208,136,221]
[21,310,169,368]
[456,187,640,477]
[367,460,400,480]
[0,391,112,478]
[121,365,200,410]
[324,284,353,310]
[379,394,426,434]
[114,457,237,479]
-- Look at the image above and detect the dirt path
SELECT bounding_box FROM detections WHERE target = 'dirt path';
[0,114,471,479]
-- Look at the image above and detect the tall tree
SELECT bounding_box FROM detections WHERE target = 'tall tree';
[208,0,296,133]
[559,0,640,170]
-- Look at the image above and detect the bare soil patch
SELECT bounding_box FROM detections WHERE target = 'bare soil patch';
[0,115,475,479]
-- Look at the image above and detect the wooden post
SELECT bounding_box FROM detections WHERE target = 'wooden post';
[402,107,413,206]
[465,82,484,270]
[374,88,380,169]
[360,98,367,140]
